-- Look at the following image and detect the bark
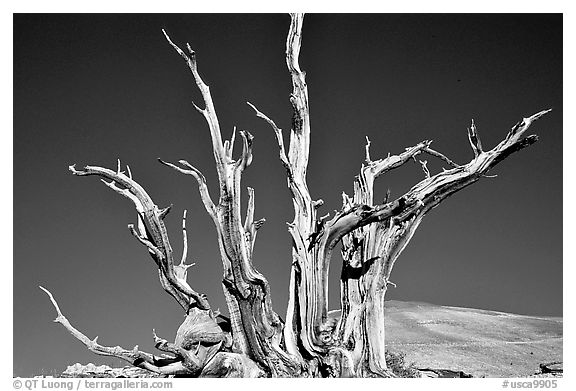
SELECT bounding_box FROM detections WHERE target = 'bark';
[250,14,550,377]
[159,30,299,377]
[41,13,550,378]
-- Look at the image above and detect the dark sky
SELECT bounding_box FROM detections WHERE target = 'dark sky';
[13,14,562,377]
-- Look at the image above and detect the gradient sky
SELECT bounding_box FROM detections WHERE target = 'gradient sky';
[14,14,562,377]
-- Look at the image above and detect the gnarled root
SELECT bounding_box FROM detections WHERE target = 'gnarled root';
[200,352,265,378]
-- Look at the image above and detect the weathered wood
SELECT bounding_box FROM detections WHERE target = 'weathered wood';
[68,163,210,311]
[200,352,265,377]
[42,14,550,378]
[39,286,191,375]
[251,13,549,377]
[335,112,549,376]
[160,29,300,377]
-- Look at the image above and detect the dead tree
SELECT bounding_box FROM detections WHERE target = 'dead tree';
[41,14,550,377]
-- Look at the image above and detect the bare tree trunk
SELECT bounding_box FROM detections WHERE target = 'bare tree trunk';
[159,31,300,377]
[41,13,550,378]
[251,13,550,377]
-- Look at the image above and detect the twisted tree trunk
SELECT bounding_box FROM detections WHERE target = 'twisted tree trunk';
[41,13,550,378]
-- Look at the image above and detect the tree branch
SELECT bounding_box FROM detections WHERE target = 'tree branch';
[162,27,299,377]
[247,101,292,176]
[162,29,225,166]
[244,187,265,254]
[363,140,432,184]
[174,210,195,285]
[467,119,483,157]
[40,286,189,375]
[158,158,217,221]
[419,160,431,179]
[341,108,552,243]
[334,109,550,376]
[69,163,210,311]
[422,146,460,169]
[237,130,254,171]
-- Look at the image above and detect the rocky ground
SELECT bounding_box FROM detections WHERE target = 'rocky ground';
[39,300,562,378]
[45,360,562,379]
[58,363,162,378]
[384,300,562,378]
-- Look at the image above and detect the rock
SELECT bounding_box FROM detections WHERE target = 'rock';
[61,363,160,378]
[539,362,562,374]
[418,368,473,378]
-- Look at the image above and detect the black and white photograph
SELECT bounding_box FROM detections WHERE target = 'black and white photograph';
[11,6,565,387]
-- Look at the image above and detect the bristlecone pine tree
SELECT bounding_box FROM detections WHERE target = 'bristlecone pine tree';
[41,14,551,378]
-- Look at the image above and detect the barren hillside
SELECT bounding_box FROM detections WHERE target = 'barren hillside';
[382,301,562,377]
